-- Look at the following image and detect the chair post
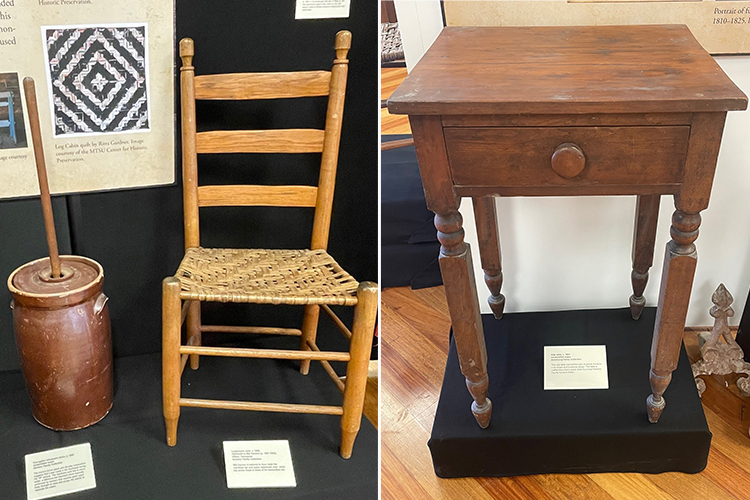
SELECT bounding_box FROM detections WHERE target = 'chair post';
[340,281,378,459]
[310,30,351,251]
[179,38,200,249]
[187,301,201,370]
[299,304,320,375]
[304,30,351,375]
[163,277,182,446]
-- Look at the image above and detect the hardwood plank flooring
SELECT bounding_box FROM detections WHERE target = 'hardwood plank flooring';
[364,360,378,429]
[382,67,411,135]
[381,285,750,500]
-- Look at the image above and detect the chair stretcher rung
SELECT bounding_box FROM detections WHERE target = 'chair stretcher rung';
[320,304,353,340]
[179,398,343,415]
[180,300,191,324]
[180,345,350,361]
[307,340,345,393]
[200,325,302,336]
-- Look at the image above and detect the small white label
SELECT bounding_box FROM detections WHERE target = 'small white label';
[544,345,609,390]
[295,0,350,19]
[25,443,96,500]
[223,440,296,489]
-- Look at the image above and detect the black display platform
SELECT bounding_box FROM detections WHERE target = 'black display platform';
[429,307,711,478]
[381,134,442,289]
[0,337,377,499]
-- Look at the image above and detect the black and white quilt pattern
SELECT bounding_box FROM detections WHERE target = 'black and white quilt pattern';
[45,25,149,136]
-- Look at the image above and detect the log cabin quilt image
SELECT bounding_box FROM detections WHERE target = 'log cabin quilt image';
[44,24,149,136]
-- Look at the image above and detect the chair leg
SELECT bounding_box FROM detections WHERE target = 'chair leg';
[162,277,182,446]
[299,304,320,375]
[340,282,378,459]
[187,301,201,370]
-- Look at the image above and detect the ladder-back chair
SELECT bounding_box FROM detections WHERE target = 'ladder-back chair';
[163,31,378,459]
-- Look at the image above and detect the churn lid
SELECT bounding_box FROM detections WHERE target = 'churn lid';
[8,255,104,308]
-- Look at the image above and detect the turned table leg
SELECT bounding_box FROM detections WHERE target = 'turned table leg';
[630,195,660,320]
[435,210,492,428]
[472,197,505,319]
[647,208,701,423]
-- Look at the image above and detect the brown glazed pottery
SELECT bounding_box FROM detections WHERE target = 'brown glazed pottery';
[8,255,113,430]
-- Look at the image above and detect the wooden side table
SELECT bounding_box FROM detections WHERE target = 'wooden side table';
[388,25,747,428]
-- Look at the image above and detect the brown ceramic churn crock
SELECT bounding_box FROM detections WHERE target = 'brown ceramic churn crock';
[8,255,113,430]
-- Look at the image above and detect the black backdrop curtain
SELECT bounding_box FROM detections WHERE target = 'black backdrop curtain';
[0,1,378,371]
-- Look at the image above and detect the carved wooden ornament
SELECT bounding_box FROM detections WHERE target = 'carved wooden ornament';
[691,284,750,411]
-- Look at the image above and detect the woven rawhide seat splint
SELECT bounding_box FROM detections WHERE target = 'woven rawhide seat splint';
[175,247,359,306]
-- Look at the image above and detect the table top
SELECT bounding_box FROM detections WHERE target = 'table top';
[387,25,748,116]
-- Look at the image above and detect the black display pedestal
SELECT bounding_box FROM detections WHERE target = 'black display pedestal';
[429,308,711,478]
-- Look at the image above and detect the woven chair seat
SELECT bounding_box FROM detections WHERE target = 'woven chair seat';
[175,247,359,306]
[381,22,404,63]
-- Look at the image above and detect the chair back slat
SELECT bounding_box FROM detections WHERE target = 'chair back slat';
[197,185,318,208]
[194,71,331,100]
[195,129,325,154]
[178,31,350,250]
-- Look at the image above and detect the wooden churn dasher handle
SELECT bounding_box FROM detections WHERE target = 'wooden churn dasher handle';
[22,77,61,279]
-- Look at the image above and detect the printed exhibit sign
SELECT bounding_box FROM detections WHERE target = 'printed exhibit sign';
[223,440,297,489]
[0,1,174,199]
[25,443,96,500]
[444,0,750,55]
[543,345,609,390]
[295,0,351,19]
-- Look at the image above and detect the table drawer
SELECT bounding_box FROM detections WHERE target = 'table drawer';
[443,126,690,187]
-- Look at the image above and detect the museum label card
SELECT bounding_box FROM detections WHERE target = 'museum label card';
[544,345,609,390]
[223,440,296,488]
[295,0,350,19]
[25,443,96,500]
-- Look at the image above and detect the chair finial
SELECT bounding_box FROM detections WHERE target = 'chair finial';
[334,30,351,61]
[179,38,194,67]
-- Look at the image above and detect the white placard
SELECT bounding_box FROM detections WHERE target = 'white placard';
[295,0,350,19]
[24,443,96,500]
[0,0,175,199]
[544,345,609,390]
[223,440,296,489]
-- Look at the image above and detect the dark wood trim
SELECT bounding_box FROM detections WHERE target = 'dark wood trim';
[381,1,397,23]
[454,184,680,198]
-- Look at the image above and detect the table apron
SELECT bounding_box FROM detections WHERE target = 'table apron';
[444,126,691,190]
[454,184,680,198]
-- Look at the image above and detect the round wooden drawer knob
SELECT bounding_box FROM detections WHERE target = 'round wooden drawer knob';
[551,143,585,179]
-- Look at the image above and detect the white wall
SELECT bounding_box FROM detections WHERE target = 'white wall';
[392,0,444,72]
[395,6,750,326]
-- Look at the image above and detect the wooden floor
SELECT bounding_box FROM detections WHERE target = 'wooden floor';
[381,285,750,500]
[381,67,411,135]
